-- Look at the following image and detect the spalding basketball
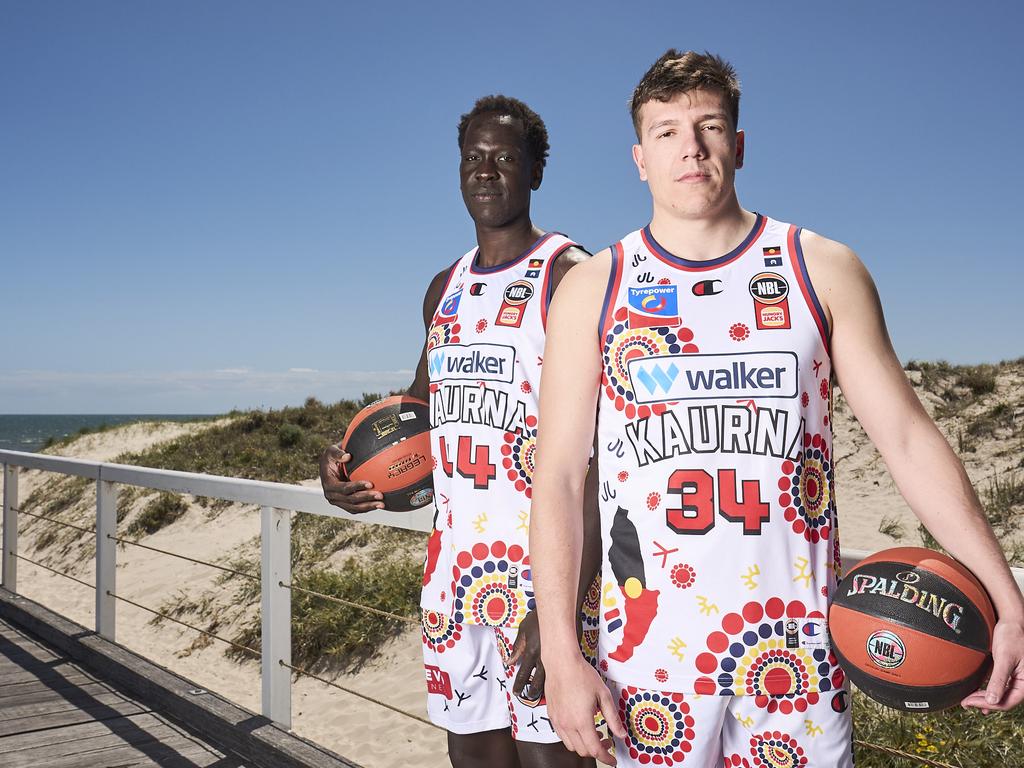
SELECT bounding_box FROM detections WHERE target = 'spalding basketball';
[341,396,433,512]
[828,546,995,711]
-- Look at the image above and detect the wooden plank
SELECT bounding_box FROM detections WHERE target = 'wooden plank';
[0,668,101,692]
[0,691,149,733]
[1,593,360,768]
[0,679,128,711]
[0,712,234,766]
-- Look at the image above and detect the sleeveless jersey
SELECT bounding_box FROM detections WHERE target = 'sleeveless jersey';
[420,232,579,630]
[595,215,845,700]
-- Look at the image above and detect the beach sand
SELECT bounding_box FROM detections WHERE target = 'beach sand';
[7,367,1021,766]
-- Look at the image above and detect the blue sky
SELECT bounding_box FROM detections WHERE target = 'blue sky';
[2,0,1021,413]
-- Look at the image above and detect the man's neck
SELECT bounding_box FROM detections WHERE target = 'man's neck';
[474,219,544,269]
[648,197,756,262]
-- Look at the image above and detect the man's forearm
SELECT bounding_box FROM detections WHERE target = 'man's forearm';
[575,459,602,612]
[532,477,587,660]
[883,420,1024,619]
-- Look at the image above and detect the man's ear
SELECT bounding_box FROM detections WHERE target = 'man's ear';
[632,143,647,182]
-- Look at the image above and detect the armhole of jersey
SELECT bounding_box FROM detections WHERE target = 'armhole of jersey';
[598,242,624,345]
[788,225,831,355]
[541,241,584,329]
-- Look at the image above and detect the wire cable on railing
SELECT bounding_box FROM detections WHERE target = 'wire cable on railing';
[105,590,261,659]
[281,582,420,626]
[854,739,958,768]
[14,553,95,590]
[106,534,258,581]
[14,508,95,535]
[280,659,441,730]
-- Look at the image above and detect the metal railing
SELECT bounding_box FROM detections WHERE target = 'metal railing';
[3,447,1024,738]
[0,448,432,730]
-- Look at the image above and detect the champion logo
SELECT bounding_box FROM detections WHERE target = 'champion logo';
[634,362,680,395]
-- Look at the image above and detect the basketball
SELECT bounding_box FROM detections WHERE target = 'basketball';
[341,395,433,512]
[828,546,995,712]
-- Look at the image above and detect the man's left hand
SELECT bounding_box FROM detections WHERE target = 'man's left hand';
[508,610,545,701]
[961,619,1024,713]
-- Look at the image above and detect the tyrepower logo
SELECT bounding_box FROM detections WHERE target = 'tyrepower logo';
[627,351,798,403]
[425,665,453,698]
[427,343,517,383]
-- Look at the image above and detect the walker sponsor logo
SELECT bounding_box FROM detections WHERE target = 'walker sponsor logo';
[627,352,799,403]
[627,285,681,328]
[427,344,516,383]
[425,665,453,698]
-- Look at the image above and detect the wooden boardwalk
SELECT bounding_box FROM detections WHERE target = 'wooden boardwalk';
[0,617,246,768]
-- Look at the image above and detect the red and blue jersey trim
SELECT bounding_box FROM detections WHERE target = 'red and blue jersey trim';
[788,225,831,354]
[469,231,558,275]
[540,241,583,329]
[599,242,625,343]
[641,214,766,271]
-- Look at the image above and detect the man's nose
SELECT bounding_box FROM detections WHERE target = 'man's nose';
[680,128,706,161]
[476,157,499,180]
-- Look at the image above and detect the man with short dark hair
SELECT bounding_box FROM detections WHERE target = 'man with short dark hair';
[321,95,599,768]
[530,50,1024,767]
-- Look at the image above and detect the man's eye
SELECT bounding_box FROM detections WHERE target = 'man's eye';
[657,130,675,139]
[463,155,478,162]
[499,154,514,162]
[702,125,722,132]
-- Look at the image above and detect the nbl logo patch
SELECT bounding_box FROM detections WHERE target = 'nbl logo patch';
[627,285,681,328]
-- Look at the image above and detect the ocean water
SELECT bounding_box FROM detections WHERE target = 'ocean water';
[0,415,213,453]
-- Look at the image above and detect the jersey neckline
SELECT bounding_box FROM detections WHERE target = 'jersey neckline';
[640,213,765,271]
[469,231,554,275]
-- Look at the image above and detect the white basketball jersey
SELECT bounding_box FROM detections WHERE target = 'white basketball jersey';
[421,232,579,629]
[595,215,845,702]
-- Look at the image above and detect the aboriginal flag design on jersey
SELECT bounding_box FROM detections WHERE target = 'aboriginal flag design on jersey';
[421,233,580,629]
[595,216,843,694]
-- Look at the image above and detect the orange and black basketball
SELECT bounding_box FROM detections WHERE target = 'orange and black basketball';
[828,546,995,712]
[341,395,433,512]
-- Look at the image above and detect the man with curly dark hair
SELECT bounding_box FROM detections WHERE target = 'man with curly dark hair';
[321,95,599,768]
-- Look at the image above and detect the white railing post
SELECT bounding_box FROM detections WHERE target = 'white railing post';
[95,477,118,640]
[261,505,291,728]
[2,463,17,591]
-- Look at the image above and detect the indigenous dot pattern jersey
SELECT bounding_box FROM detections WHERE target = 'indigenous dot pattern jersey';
[420,232,579,629]
[596,215,845,701]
